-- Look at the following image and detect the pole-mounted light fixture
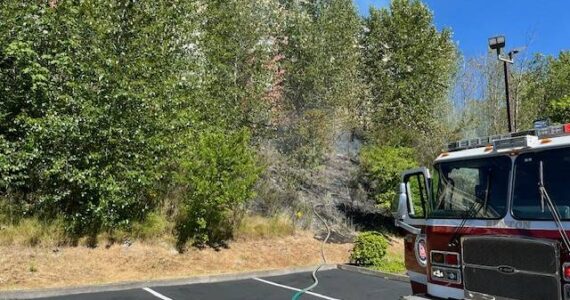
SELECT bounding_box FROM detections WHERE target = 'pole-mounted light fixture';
[488,35,521,133]
[488,36,506,52]
[489,35,515,63]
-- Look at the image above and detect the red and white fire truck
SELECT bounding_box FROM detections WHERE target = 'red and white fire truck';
[395,123,570,300]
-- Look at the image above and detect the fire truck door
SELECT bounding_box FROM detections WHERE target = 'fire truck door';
[397,168,430,293]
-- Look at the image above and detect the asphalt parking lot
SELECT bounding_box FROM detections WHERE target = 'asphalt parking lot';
[35,269,411,300]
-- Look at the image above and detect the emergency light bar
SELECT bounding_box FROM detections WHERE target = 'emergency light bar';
[493,135,538,151]
[446,123,570,152]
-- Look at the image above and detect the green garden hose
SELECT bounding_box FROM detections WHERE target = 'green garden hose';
[291,204,331,300]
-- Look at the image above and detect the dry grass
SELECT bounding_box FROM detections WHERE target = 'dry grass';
[0,218,67,248]
[0,215,352,291]
[235,214,296,240]
[0,231,352,291]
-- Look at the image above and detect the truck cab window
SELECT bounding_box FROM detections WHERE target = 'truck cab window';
[431,156,511,219]
[513,148,570,220]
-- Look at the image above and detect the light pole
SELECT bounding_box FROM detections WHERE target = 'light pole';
[488,36,519,133]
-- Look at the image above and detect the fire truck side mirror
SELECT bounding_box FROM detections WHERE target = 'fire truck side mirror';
[394,168,430,235]
[396,183,409,219]
[395,183,421,235]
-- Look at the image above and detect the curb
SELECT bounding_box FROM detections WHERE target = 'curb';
[0,264,338,299]
[337,264,410,283]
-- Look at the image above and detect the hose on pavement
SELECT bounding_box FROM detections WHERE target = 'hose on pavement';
[291,204,331,300]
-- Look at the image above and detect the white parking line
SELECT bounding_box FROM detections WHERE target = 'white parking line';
[142,287,174,300]
[252,277,341,300]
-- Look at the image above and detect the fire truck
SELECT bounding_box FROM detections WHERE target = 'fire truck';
[395,123,570,300]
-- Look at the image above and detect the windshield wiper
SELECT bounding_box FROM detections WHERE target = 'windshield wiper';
[448,169,492,247]
[538,161,570,253]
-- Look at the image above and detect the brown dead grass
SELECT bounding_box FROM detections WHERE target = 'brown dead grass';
[386,236,404,259]
[0,231,352,291]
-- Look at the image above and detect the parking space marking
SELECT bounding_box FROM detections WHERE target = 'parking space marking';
[142,287,174,300]
[252,277,341,300]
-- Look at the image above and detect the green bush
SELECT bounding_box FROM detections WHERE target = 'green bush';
[175,129,262,250]
[359,146,417,209]
[131,212,171,241]
[350,231,388,267]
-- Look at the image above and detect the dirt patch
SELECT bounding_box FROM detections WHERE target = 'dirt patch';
[0,231,352,291]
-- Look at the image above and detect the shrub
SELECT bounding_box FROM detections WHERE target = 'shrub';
[359,146,417,210]
[373,256,405,274]
[350,231,388,267]
[175,129,262,250]
[131,212,172,241]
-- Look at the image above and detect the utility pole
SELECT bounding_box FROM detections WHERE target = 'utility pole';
[502,56,512,132]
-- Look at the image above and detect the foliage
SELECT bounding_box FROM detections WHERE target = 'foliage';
[546,52,570,102]
[195,0,281,134]
[130,212,172,242]
[2,0,543,251]
[359,146,417,208]
[288,109,334,168]
[549,96,570,124]
[283,0,363,112]
[350,231,388,267]
[546,52,570,123]
[0,1,199,235]
[457,51,570,138]
[372,257,406,274]
[362,0,457,157]
[517,54,551,129]
[279,0,363,167]
[174,129,262,250]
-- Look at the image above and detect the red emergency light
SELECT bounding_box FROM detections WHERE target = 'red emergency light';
[445,253,459,266]
[564,263,570,281]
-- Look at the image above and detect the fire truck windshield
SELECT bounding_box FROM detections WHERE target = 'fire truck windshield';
[513,147,570,220]
[430,156,511,219]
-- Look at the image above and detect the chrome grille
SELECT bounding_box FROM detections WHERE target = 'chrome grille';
[462,236,561,300]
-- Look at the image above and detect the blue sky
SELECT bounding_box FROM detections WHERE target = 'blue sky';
[355,0,570,58]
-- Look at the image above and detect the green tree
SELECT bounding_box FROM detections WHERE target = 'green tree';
[0,1,200,235]
[196,0,282,135]
[175,129,261,249]
[362,0,457,161]
[359,146,417,209]
[546,51,570,123]
[286,0,363,111]
[516,54,551,129]
[280,0,363,167]
[549,96,570,123]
